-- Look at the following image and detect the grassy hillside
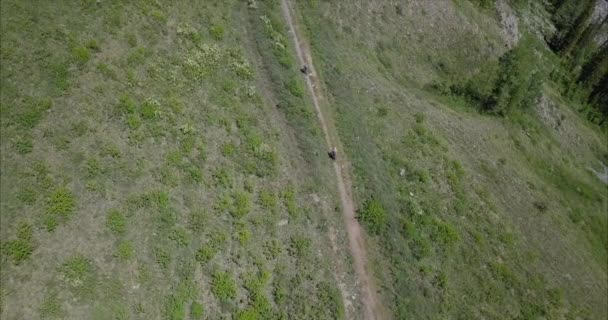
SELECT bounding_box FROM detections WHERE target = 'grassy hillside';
[1,0,606,320]
[294,0,607,318]
[0,1,355,319]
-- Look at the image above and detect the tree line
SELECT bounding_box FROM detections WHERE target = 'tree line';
[548,0,608,125]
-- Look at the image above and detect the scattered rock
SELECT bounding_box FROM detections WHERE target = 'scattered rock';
[312,194,320,203]
[277,219,288,226]
[399,168,406,176]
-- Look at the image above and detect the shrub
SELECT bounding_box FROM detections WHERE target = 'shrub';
[85,158,103,177]
[357,198,386,234]
[191,302,204,319]
[86,40,101,52]
[264,239,282,259]
[211,271,236,301]
[13,135,33,154]
[286,78,304,97]
[106,209,126,235]
[231,191,251,218]
[127,114,141,129]
[118,95,137,114]
[59,255,96,297]
[5,223,34,264]
[140,98,160,120]
[154,246,171,269]
[258,190,277,211]
[213,168,232,188]
[210,25,225,40]
[235,309,259,320]
[221,143,236,157]
[39,291,63,318]
[18,98,52,129]
[188,210,206,232]
[59,255,92,282]
[429,218,459,246]
[17,187,37,205]
[163,280,196,320]
[195,245,216,263]
[169,228,191,247]
[236,225,251,245]
[45,188,75,231]
[115,240,134,261]
[289,236,311,258]
[187,165,203,184]
[72,46,90,64]
[317,282,345,320]
[282,185,297,217]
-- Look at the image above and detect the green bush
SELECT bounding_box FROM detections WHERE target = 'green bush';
[211,271,236,301]
[357,198,386,234]
[264,239,282,259]
[231,191,252,218]
[115,240,134,261]
[18,98,52,129]
[191,302,204,319]
[169,228,191,247]
[286,78,304,97]
[213,168,232,188]
[282,185,298,217]
[85,158,103,177]
[317,282,345,320]
[118,95,137,114]
[289,236,311,258]
[13,135,33,154]
[72,46,90,64]
[59,255,91,282]
[5,223,34,264]
[195,245,216,263]
[154,246,171,269]
[45,188,75,231]
[188,210,206,232]
[17,187,37,205]
[39,291,63,318]
[58,255,96,297]
[106,209,126,235]
[258,190,277,211]
[210,25,225,40]
[163,280,196,320]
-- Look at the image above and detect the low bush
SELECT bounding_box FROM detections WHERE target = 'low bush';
[115,240,134,261]
[210,25,225,40]
[211,271,236,301]
[4,222,34,264]
[191,301,204,319]
[357,198,386,234]
[106,209,126,235]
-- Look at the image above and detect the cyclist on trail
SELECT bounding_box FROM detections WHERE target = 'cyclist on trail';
[328,147,337,161]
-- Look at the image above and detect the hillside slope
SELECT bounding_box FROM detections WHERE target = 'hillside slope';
[1,0,606,320]
[294,0,607,318]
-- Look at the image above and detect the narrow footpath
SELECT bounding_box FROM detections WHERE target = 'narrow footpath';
[279,1,384,319]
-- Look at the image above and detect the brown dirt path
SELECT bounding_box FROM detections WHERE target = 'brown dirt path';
[279,1,384,319]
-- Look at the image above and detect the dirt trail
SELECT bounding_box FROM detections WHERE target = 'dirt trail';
[279,1,383,319]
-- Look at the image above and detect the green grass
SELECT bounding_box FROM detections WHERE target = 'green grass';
[44,188,75,231]
[211,271,236,301]
[106,209,126,235]
[3,223,34,264]
[58,255,96,298]
[297,0,608,318]
[115,240,134,261]
[0,0,355,318]
[39,291,63,319]
[190,301,204,319]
